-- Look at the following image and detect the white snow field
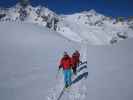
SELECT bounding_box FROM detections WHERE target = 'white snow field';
[0,22,133,100]
[86,39,133,100]
[0,22,80,100]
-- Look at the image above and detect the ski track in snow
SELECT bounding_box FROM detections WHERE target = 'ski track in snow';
[46,44,88,100]
[46,63,88,100]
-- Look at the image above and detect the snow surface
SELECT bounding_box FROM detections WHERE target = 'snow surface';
[0,22,80,100]
[0,4,133,45]
[86,39,133,100]
[58,11,133,45]
[0,22,133,100]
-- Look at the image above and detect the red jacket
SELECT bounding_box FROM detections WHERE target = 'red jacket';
[71,52,80,68]
[71,53,77,65]
[59,55,72,70]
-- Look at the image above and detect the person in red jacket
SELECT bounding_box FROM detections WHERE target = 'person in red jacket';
[71,50,81,75]
[59,52,72,88]
[71,52,78,75]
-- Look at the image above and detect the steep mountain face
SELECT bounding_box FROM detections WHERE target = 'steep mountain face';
[57,10,133,44]
[0,4,59,30]
[0,4,133,45]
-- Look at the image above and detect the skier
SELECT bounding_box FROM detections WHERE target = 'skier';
[71,52,78,75]
[75,50,81,66]
[59,52,72,88]
[71,50,81,75]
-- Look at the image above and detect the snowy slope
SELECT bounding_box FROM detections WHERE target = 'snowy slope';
[57,10,133,44]
[0,22,80,100]
[0,3,133,100]
[86,39,133,100]
[0,5,133,45]
[0,22,133,100]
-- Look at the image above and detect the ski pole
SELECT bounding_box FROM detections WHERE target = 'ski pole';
[56,69,60,79]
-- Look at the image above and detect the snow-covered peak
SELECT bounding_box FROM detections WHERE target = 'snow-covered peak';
[0,4,59,29]
[0,4,133,45]
[81,9,97,15]
[56,10,133,44]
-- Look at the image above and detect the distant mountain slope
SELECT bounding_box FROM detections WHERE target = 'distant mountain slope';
[0,4,133,45]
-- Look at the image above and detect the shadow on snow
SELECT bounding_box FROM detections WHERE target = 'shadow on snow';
[72,71,88,84]
[57,61,88,100]
[77,65,87,73]
[79,61,87,66]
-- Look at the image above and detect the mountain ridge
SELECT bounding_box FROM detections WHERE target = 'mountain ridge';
[0,3,133,45]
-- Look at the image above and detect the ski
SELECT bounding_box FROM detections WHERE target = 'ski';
[57,86,66,100]
[57,86,71,100]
